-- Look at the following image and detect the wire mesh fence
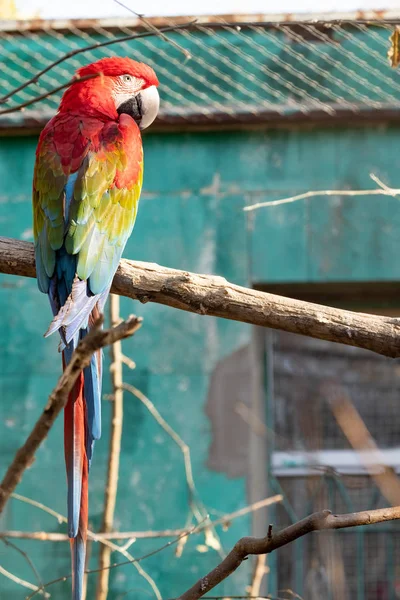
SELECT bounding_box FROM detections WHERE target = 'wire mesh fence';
[1,16,400,127]
[267,328,400,599]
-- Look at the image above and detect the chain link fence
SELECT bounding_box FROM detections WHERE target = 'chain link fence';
[1,16,400,127]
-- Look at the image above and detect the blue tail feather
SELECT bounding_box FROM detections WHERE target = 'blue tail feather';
[71,535,86,600]
[82,327,102,467]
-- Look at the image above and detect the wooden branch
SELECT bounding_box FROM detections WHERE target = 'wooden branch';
[177,506,400,600]
[96,295,125,600]
[2,236,400,358]
[0,314,142,514]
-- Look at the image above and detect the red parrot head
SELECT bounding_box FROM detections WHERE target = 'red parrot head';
[59,56,160,128]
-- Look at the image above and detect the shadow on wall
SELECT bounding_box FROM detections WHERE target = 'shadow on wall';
[205,344,252,478]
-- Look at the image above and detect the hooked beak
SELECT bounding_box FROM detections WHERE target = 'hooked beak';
[117,85,159,130]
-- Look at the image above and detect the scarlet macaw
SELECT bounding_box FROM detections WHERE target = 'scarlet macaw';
[32,57,159,599]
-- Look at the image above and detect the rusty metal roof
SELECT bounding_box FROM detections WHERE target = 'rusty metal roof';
[2,10,400,32]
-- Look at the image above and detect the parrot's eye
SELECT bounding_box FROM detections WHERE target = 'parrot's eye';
[122,74,133,83]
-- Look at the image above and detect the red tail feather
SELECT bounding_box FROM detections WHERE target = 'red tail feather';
[63,362,89,599]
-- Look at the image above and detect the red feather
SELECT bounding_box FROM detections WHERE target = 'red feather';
[77,56,159,87]
[64,366,88,599]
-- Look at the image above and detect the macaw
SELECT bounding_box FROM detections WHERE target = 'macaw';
[32,57,159,599]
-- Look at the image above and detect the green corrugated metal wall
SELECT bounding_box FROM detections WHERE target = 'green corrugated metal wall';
[1,123,400,598]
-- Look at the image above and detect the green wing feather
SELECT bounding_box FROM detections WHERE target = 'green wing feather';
[65,149,143,295]
[33,133,68,292]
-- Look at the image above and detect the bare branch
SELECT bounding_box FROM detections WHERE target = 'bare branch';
[244,187,399,211]
[114,0,192,59]
[123,382,228,554]
[0,565,49,598]
[2,494,282,541]
[248,554,268,598]
[0,74,99,116]
[0,314,142,514]
[122,383,208,524]
[2,538,44,591]
[2,236,400,358]
[7,493,161,600]
[27,520,205,599]
[177,507,400,600]
[11,492,66,523]
[244,172,400,211]
[0,530,183,542]
[121,354,136,369]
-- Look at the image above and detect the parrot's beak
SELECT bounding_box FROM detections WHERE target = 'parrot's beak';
[117,85,159,130]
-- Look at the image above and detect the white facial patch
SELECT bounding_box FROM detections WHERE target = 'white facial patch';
[112,75,145,110]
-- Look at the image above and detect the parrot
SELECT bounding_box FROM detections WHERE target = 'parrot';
[32,57,159,599]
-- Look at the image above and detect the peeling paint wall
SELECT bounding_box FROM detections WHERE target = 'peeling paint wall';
[1,124,400,598]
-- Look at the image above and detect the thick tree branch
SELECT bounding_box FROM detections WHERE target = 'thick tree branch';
[1,236,400,358]
[177,506,400,600]
[0,313,142,513]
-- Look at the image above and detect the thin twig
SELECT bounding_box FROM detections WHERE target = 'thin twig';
[121,354,136,369]
[248,554,268,598]
[122,383,223,552]
[96,295,126,600]
[0,314,142,514]
[3,494,282,541]
[3,236,400,359]
[96,537,162,600]
[177,506,400,600]
[0,23,196,105]
[114,0,192,59]
[0,565,49,597]
[0,530,177,541]
[1,538,45,593]
[209,496,282,531]
[370,173,398,195]
[0,74,99,116]
[175,513,194,559]
[244,172,400,211]
[122,383,206,521]
[8,493,160,600]
[27,519,206,599]
[11,492,65,523]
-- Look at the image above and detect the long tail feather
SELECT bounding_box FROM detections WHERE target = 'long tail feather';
[64,367,86,538]
[70,452,88,600]
[62,309,102,600]
[83,348,102,467]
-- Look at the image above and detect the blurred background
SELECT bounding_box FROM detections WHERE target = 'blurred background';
[1,1,400,599]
